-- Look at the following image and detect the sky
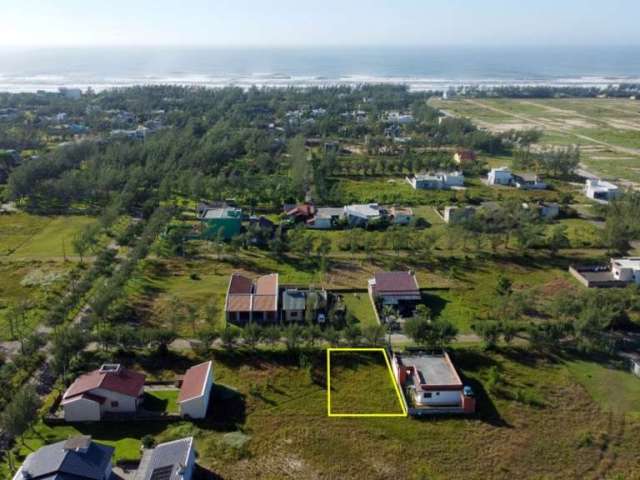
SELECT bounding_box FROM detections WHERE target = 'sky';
[1,0,639,47]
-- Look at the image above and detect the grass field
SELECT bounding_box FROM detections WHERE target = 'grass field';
[431,97,640,184]
[328,350,404,415]
[6,347,639,479]
[567,359,640,418]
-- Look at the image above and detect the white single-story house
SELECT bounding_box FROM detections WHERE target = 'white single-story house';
[584,179,621,202]
[408,172,464,190]
[611,258,640,285]
[307,207,344,229]
[135,437,196,480]
[61,364,146,422]
[344,203,382,227]
[514,173,547,190]
[487,167,513,185]
[393,352,475,415]
[178,361,214,419]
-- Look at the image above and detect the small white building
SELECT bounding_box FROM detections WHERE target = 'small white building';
[585,179,621,202]
[344,203,382,227]
[630,356,640,378]
[487,167,513,186]
[178,361,214,419]
[514,173,547,190]
[408,172,464,190]
[61,364,146,422]
[307,207,344,230]
[611,258,640,285]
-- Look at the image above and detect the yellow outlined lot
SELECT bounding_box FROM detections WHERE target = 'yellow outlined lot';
[326,347,408,417]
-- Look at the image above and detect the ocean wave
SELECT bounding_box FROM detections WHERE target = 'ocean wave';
[0,73,639,93]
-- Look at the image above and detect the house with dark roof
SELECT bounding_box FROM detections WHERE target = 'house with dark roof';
[453,149,477,166]
[281,288,328,323]
[178,361,214,419]
[61,364,146,422]
[13,436,113,480]
[225,273,279,325]
[135,437,196,480]
[369,271,421,317]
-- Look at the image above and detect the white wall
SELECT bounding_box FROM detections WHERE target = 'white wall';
[91,388,139,413]
[413,389,461,407]
[180,369,214,419]
[63,398,102,422]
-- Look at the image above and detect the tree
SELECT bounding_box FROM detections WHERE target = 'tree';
[547,224,570,255]
[362,324,386,346]
[242,323,263,350]
[495,275,513,297]
[51,327,86,378]
[263,325,282,346]
[284,324,304,351]
[1,385,40,465]
[221,327,240,349]
[343,324,362,346]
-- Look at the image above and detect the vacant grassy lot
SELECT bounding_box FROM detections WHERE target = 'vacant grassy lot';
[567,359,640,418]
[431,97,640,184]
[328,350,404,415]
[4,347,640,480]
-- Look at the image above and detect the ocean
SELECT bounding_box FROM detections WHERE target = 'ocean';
[0,46,639,93]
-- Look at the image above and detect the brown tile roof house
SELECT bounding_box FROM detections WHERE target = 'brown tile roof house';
[370,271,420,298]
[226,273,279,325]
[369,271,421,317]
[61,364,146,422]
[285,203,316,222]
[178,361,214,419]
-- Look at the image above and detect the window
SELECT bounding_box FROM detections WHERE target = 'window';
[291,311,298,318]
[111,401,119,407]
[423,393,432,399]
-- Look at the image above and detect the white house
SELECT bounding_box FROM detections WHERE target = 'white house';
[392,352,475,415]
[513,173,547,190]
[611,258,640,285]
[135,437,196,480]
[61,364,145,422]
[307,207,344,230]
[585,179,621,202]
[408,172,464,190]
[487,167,513,185]
[178,361,214,419]
[344,203,382,227]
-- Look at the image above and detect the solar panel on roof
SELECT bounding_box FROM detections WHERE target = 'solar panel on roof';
[150,465,175,480]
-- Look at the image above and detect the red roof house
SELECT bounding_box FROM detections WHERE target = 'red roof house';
[368,271,421,316]
[178,360,214,419]
[61,364,146,422]
[225,273,279,325]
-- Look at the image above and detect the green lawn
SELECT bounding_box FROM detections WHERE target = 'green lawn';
[566,360,640,418]
[142,389,180,413]
[342,292,378,327]
[328,350,404,415]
